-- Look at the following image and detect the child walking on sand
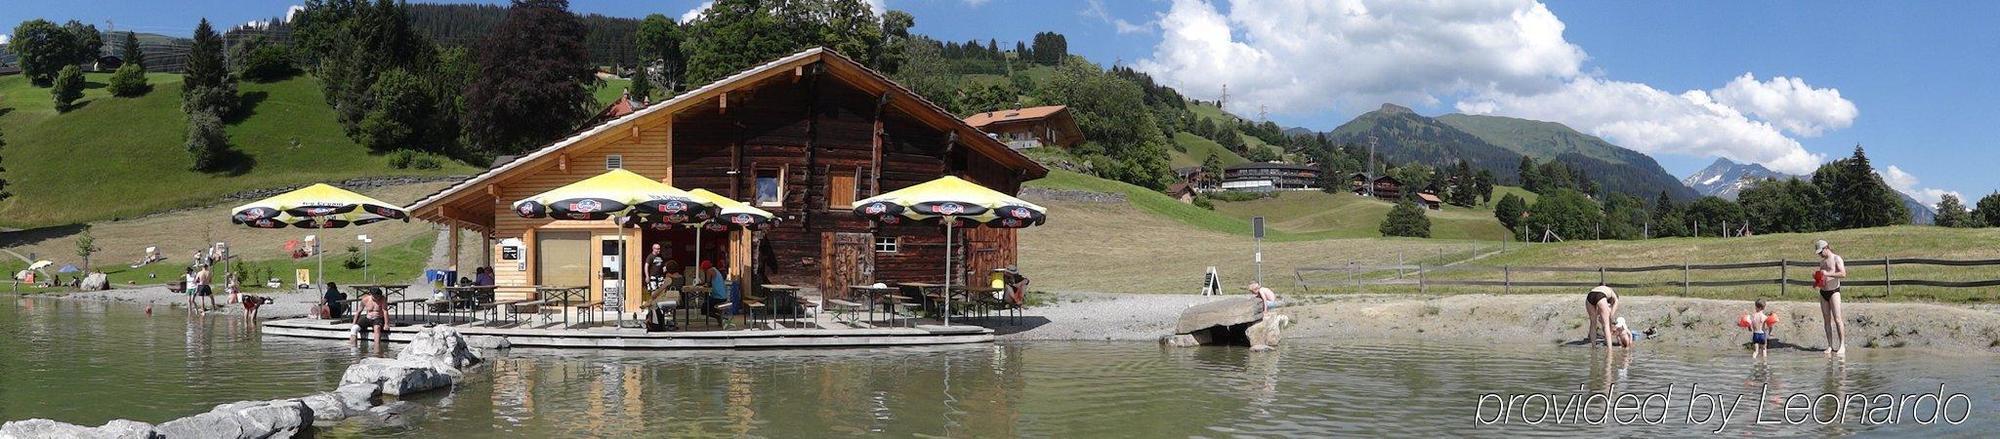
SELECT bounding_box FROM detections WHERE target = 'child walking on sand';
[1740,299,1778,360]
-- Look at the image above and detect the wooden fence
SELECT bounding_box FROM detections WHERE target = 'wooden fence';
[1295,257,2000,297]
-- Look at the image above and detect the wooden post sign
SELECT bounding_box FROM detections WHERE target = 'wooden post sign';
[1252,216,1265,284]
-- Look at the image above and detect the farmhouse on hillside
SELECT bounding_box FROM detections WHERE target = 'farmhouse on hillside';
[406,48,1048,314]
[1219,162,1319,192]
[962,105,1083,150]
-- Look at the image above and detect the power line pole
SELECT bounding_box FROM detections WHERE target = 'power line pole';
[1259,104,1268,123]
[1366,136,1378,198]
[1219,84,1228,109]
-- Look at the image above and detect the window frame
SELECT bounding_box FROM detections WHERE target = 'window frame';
[873,236,900,253]
[754,165,786,208]
[604,154,623,170]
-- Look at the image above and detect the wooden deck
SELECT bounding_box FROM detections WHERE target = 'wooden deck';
[259,317,995,349]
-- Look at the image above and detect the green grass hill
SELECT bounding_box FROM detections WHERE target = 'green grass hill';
[1026,169,1515,242]
[0,73,473,227]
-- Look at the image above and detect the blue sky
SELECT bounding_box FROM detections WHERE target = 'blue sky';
[4,0,1993,202]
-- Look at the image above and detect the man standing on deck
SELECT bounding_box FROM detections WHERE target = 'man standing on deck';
[1815,240,1849,355]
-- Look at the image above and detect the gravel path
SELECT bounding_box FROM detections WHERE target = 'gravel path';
[60,285,325,319]
[993,292,1231,341]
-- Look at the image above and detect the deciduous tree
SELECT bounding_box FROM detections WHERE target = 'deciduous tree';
[464,0,596,155]
[1934,193,1972,228]
[9,19,78,86]
[1380,201,1431,238]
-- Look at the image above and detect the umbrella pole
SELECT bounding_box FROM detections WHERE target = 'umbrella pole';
[944,219,953,327]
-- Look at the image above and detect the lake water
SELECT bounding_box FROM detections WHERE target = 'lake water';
[6,296,1998,437]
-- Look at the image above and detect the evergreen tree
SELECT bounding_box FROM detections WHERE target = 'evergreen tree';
[1813,145,1909,228]
[1600,193,1648,240]
[1380,201,1432,238]
[8,19,79,86]
[51,65,84,112]
[1517,155,1539,193]
[1972,192,2000,228]
[628,66,652,102]
[464,0,597,155]
[877,10,914,73]
[1450,160,1477,207]
[1650,191,1688,237]
[1494,193,1526,234]
[185,110,230,171]
[107,62,150,97]
[121,31,145,69]
[1934,193,1972,228]
[183,19,227,99]
[1738,178,1827,233]
[1474,169,1495,204]
[0,125,9,202]
[1201,154,1224,189]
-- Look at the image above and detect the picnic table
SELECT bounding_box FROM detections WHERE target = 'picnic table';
[903,282,970,319]
[534,285,589,328]
[761,284,804,327]
[440,285,499,323]
[350,284,411,300]
[847,284,902,326]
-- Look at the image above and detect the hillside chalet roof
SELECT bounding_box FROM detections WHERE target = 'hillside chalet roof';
[962,105,1069,128]
[1417,193,1442,203]
[1224,162,1318,172]
[407,47,1047,220]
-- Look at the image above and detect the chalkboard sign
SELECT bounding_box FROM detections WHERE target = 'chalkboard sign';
[501,246,520,261]
[1252,217,1265,239]
[1201,266,1221,296]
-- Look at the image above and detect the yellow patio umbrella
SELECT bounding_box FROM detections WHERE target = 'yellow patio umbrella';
[513,169,712,222]
[852,176,1047,326]
[230,183,411,286]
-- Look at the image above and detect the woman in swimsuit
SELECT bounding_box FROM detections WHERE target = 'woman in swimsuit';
[1584,285,1619,347]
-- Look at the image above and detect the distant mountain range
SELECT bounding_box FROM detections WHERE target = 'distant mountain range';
[1681,158,1936,225]
[1320,103,1696,200]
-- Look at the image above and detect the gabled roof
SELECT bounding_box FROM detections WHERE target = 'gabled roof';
[1417,193,1442,203]
[407,47,1046,218]
[963,105,1069,128]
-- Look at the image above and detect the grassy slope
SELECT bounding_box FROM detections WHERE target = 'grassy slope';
[1187,101,1288,158]
[0,73,475,227]
[1169,132,1248,168]
[1210,191,1512,241]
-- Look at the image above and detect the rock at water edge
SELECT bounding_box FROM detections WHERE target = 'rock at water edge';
[0,419,158,439]
[397,326,482,374]
[299,393,350,422]
[1247,314,1290,351]
[341,358,453,396]
[334,383,382,412]
[80,273,110,291]
[1174,297,1262,335]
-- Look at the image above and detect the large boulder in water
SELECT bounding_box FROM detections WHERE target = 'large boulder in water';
[0,419,158,439]
[340,358,453,396]
[1246,314,1291,351]
[154,399,310,439]
[1174,297,1263,334]
[80,273,110,291]
[396,326,482,375]
[334,383,381,412]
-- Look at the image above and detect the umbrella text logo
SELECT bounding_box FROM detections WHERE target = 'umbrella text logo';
[571,200,603,213]
[935,202,965,215]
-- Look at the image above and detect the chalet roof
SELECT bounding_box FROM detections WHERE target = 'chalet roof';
[1225,162,1318,172]
[963,105,1069,128]
[408,47,1046,216]
[1373,175,1403,185]
[1417,193,1442,203]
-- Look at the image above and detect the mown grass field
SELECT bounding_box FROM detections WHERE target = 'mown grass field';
[3,232,435,294]
[0,73,475,228]
[1210,190,1513,241]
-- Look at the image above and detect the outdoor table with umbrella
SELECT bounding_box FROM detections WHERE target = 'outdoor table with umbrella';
[230,183,410,326]
[626,188,775,329]
[513,169,719,329]
[852,176,1047,326]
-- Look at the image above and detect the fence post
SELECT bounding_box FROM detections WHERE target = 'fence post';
[1682,261,1690,297]
[1347,262,1356,294]
[1598,267,1606,286]
[1398,251,1405,279]
[1780,258,1787,298]
[1504,266,1512,295]
[1884,256,1892,298]
[1419,263,1427,295]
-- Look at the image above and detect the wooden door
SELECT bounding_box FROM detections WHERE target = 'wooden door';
[820,232,875,300]
[963,228,1015,285]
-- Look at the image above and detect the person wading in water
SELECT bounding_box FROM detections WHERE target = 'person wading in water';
[1814,240,1849,355]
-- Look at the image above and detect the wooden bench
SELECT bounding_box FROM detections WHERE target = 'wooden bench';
[509,299,556,325]
[477,299,530,325]
[577,300,605,326]
[824,299,864,324]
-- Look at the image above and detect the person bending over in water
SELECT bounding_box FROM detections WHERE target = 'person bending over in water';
[1739,299,1778,360]
[1584,285,1619,347]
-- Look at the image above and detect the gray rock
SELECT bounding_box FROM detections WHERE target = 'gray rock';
[355,401,425,429]
[465,335,511,350]
[334,383,381,412]
[80,273,110,291]
[1,419,158,439]
[156,399,310,439]
[1159,334,1201,348]
[155,412,248,439]
[1174,297,1262,334]
[341,358,453,396]
[397,326,481,372]
[298,393,348,422]
[1247,314,1290,351]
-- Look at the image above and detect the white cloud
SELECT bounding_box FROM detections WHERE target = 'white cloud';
[1,34,9,45]
[684,0,887,23]
[1458,77,1827,174]
[965,0,992,6]
[1710,73,1857,137]
[681,1,714,22]
[1136,0,1857,176]
[1083,0,1155,34]
[1883,165,1959,208]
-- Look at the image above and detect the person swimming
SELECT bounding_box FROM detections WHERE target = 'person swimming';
[1738,299,1779,360]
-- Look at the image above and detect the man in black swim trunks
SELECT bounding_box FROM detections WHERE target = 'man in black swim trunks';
[1815,240,1849,355]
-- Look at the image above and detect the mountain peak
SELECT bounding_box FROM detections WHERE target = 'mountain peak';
[1376,103,1414,114]
[1707,157,1738,168]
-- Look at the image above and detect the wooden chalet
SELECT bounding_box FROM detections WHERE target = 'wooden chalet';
[406,48,1049,314]
[962,105,1083,150]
